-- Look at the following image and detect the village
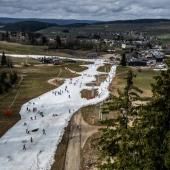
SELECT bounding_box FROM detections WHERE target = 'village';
[0,30,168,71]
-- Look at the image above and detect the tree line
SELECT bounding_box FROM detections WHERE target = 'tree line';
[0,31,109,51]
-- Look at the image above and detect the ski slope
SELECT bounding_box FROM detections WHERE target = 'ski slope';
[0,56,116,170]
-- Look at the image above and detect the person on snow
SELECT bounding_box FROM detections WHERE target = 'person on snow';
[43,129,46,135]
[26,129,30,134]
[23,144,26,150]
[30,137,33,143]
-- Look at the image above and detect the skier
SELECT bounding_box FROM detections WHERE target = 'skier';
[26,129,30,134]
[43,129,46,135]
[23,144,26,150]
[30,137,33,143]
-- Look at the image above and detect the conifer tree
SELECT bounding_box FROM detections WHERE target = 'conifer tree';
[120,53,127,66]
[99,70,143,169]
[1,51,7,66]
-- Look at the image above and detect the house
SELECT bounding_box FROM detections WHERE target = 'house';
[151,50,165,62]
[121,43,136,50]
[127,58,147,66]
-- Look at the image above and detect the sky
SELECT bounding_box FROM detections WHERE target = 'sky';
[0,0,170,21]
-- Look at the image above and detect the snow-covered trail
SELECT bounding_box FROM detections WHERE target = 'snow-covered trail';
[0,56,116,170]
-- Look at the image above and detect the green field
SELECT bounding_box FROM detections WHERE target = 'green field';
[0,41,77,58]
[0,41,98,58]
[113,66,160,97]
[157,34,170,44]
[0,41,47,55]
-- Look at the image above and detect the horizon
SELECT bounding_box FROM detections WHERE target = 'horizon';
[0,16,170,22]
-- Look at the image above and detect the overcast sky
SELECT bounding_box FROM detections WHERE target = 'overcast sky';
[0,0,170,21]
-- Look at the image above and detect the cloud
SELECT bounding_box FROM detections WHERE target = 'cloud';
[0,0,170,20]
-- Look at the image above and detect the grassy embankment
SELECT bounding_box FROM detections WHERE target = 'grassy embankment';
[0,41,101,58]
[0,41,78,58]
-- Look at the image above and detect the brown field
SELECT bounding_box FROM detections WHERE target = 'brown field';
[81,89,98,99]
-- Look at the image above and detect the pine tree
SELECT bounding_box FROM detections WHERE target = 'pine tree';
[1,51,7,66]
[99,70,143,169]
[120,53,127,66]
[55,36,62,48]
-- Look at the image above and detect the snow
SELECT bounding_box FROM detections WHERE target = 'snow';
[0,55,116,170]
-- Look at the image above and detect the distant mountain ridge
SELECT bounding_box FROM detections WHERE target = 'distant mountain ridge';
[98,19,170,24]
[0,17,98,25]
[1,17,170,25]
[1,18,170,33]
[1,21,56,32]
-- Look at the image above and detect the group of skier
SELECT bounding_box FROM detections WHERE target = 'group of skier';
[23,128,46,151]
[23,101,47,151]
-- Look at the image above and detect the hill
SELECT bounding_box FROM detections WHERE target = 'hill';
[1,18,170,36]
[0,17,98,25]
[1,21,56,32]
[38,19,170,37]
[99,19,170,24]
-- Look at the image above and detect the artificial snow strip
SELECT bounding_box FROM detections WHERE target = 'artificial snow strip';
[0,55,116,170]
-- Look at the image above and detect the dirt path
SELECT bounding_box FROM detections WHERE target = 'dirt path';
[64,110,101,170]
[64,112,81,170]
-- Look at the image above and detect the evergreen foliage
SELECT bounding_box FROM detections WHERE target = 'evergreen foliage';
[0,71,18,94]
[120,53,127,66]
[99,69,170,170]
[0,51,13,67]
[1,51,7,66]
